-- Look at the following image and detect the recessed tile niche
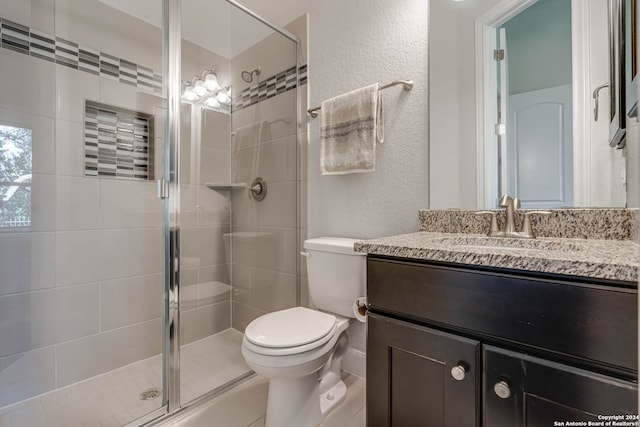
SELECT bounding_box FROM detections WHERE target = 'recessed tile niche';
[84,101,154,180]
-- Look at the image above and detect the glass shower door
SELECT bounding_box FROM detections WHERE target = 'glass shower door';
[0,0,168,425]
[174,0,301,407]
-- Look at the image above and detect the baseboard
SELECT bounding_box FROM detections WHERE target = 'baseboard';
[342,347,366,379]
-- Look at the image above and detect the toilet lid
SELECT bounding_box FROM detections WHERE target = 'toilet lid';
[245,307,336,348]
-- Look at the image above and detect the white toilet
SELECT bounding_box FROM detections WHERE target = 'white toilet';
[241,237,366,427]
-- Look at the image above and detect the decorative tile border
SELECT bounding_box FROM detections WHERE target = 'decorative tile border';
[0,17,163,94]
[232,64,307,112]
[84,101,153,180]
[0,17,307,112]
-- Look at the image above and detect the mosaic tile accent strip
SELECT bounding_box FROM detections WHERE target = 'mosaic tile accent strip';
[232,64,308,112]
[418,208,639,241]
[84,101,153,180]
[0,17,307,111]
[0,17,162,94]
[1,19,30,55]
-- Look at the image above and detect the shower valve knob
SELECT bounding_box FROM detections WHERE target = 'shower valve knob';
[249,177,267,201]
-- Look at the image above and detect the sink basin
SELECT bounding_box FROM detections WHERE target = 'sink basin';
[432,236,585,252]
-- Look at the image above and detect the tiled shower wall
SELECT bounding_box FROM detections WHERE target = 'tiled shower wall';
[229,15,309,331]
[0,0,232,408]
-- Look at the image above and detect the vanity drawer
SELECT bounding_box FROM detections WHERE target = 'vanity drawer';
[367,257,638,373]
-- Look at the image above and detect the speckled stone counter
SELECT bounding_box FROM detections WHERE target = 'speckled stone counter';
[354,232,639,283]
[419,208,639,240]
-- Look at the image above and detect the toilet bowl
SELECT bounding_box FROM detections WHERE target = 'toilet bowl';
[240,237,366,427]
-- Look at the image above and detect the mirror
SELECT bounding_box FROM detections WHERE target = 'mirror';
[429,0,630,209]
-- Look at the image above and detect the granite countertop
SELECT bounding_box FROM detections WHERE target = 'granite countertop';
[354,232,640,283]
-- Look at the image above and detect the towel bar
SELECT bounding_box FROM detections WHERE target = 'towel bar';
[307,80,413,118]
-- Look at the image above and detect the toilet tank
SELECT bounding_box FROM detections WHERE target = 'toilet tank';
[303,237,366,318]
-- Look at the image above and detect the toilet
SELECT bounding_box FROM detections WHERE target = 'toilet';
[241,237,366,427]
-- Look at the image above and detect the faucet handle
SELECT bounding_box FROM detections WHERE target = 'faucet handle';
[475,211,502,236]
[520,210,552,239]
[513,198,521,209]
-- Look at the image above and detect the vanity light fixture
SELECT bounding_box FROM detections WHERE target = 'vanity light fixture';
[193,79,208,97]
[204,73,220,91]
[204,96,220,108]
[181,68,230,111]
[183,84,198,101]
[216,90,231,104]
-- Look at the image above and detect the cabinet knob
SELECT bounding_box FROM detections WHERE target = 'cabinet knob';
[493,380,511,399]
[450,364,467,381]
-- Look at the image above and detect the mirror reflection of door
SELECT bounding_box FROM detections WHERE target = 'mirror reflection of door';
[497,0,574,208]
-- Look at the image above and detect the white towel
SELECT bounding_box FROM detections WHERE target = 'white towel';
[320,84,383,175]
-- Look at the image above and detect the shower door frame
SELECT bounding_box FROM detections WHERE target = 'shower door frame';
[157,0,303,420]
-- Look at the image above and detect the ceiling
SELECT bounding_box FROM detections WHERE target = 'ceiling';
[99,0,306,58]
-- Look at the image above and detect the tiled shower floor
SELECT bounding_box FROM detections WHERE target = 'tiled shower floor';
[0,329,249,427]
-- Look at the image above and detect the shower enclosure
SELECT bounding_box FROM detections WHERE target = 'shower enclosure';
[0,0,303,425]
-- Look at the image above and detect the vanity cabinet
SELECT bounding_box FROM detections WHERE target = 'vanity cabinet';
[484,346,637,426]
[367,313,480,427]
[366,257,638,427]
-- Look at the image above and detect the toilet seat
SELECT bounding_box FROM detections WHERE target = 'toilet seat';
[244,307,338,356]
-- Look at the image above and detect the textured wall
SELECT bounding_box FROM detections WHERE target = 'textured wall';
[306,0,429,240]
[306,0,429,377]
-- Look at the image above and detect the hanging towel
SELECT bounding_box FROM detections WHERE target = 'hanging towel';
[320,83,383,175]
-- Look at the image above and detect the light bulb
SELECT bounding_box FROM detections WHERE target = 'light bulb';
[194,80,208,96]
[204,73,220,91]
[204,96,220,108]
[216,90,231,104]
[183,85,198,101]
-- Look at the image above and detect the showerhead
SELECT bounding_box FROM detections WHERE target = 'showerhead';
[241,67,261,83]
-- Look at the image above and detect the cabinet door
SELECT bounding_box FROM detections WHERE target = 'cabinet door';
[485,345,638,427]
[367,313,480,427]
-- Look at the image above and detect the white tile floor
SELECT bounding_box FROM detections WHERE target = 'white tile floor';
[165,373,366,427]
[0,329,250,427]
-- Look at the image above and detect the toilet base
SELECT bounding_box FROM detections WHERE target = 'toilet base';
[320,378,347,419]
[264,375,320,427]
[263,333,350,427]
[263,375,347,427]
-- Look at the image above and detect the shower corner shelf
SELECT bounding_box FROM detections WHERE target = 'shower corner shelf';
[205,183,247,191]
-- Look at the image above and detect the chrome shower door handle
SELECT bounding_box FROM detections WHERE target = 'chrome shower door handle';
[593,83,609,121]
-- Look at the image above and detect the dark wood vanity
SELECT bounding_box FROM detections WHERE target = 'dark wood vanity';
[365,256,638,426]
